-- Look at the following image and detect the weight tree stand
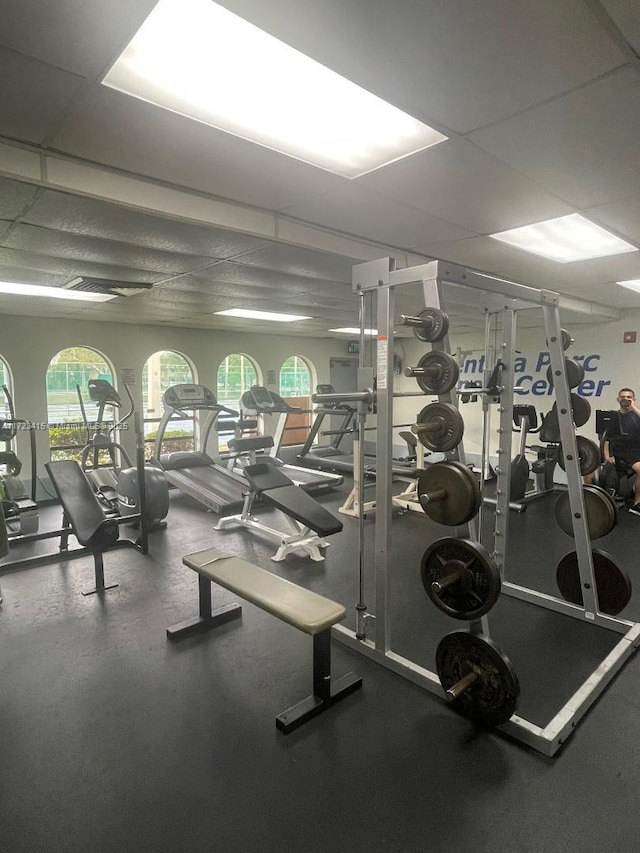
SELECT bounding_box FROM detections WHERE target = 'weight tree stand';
[331,256,640,757]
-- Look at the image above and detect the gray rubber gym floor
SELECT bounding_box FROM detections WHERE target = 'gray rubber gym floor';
[2,478,640,853]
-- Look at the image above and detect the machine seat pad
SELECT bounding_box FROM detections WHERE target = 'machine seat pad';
[45,460,118,548]
[263,484,343,537]
[228,435,274,453]
[159,451,215,470]
[183,547,346,634]
[243,462,295,492]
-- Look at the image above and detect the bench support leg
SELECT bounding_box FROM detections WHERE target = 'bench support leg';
[275,629,362,733]
[82,551,118,596]
[166,574,242,640]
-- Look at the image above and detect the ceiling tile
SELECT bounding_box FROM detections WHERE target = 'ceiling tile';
[0,47,84,144]
[469,68,640,209]
[600,0,640,54]
[0,0,157,78]
[0,178,41,219]
[23,190,272,258]
[358,138,573,234]
[229,243,358,281]
[0,265,70,287]
[217,0,627,133]
[0,247,169,285]
[282,183,473,249]
[587,194,640,242]
[4,223,214,274]
[51,86,346,210]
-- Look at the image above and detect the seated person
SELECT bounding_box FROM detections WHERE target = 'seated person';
[602,388,640,515]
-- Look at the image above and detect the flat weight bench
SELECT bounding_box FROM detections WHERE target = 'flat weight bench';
[216,462,343,562]
[45,460,144,595]
[168,546,362,732]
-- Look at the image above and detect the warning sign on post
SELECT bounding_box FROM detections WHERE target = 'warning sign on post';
[377,336,388,390]
[121,368,136,386]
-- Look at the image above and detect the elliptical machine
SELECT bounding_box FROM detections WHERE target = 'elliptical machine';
[76,378,169,529]
[0,384,38,534]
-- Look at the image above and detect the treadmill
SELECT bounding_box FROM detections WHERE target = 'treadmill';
[238,386,343,492]
[150,384,248,515]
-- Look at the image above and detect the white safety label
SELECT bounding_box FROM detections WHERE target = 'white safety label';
[121,368,136,386]
[377,336,388,390]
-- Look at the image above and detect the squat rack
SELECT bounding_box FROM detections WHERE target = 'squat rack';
[332,256,640,756]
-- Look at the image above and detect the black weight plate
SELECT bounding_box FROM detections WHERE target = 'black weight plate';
[549,395,591,429]
[554,485,618,539]
[557,548,632,615]
[421,537,501,619]
[561,329,574,351]
[413,402,464,452]
[546,358,586,390]
[417,462,481,526]
[436,632,520,727]
[414,307,449,343]
[557,435,601,476]
[414,351,459,395]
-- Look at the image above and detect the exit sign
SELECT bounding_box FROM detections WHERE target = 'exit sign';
[624,331,637,343]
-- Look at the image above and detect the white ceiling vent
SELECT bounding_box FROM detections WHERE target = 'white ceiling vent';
[64,277,154,298]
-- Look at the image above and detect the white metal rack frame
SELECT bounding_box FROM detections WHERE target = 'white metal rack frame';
[333,257,640,757]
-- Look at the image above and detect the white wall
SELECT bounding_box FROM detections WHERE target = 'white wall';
[0,314,353,487]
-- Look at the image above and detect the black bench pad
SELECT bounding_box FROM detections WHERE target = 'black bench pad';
[263,485,343,537]
[45,460,118,548]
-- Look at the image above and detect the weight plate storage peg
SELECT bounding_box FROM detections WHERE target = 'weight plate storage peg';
[435,632,520,727]
[421,538,501,620]
[554,485,618,540]
[557,436,601,476]
[403,307,450,343]
[549,394,591,429]
[404,350,460,395]
[546,358,586,390]
[417,461,481,526]
[412,402,464,453]
[556,549,632,616]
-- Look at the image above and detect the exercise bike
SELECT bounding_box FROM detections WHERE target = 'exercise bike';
[76,378,169,529]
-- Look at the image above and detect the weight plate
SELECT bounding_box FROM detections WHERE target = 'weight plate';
[546,358,586,390]
[413,307,449,343]
[436,632,520,727]
[548,395,592,432]
[556,548,632,615]
[561,329,574,351]
[413,402,464,452]
[411,351,459,395]
[417,461,481,526]
[557,436,601,476]
[421,537,501,620]
[554,484,618,539]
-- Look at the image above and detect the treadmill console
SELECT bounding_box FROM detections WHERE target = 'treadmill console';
[163,384,218,409]
[244,385,276,411]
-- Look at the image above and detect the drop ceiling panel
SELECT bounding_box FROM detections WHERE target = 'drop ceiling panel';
[283,183,473,249]
[4,223,214,274]
[0,47,84,144]
[600,0,640,53]
[0,178,41,219]
[229,243,359,281]
[192,262,349,294]
[0,266,69,287]
[588,194,640,242]
[51,86,345,210]
[0,247,166,285]
[218,0,626,133]
[469,68,640,209]
[23,190,272,258]
[358,139,573,234]
[0,0,157,78]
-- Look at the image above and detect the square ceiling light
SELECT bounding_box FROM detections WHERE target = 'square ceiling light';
[215,308,310,322]
[103,0,447,178]
[0,281,116,302]
[490,213,638,262]
[617,279,640,293]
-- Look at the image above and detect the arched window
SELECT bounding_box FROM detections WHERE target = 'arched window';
[142,350,196,455]
[279,355,312,445]
[217,354,259,451]
[46,347,113,461]
[0,355,13,456]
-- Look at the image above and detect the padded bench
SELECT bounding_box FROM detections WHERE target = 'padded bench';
[168,546,362,732]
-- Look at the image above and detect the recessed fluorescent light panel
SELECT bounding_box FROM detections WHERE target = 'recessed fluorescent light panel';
[329,328,378,335]
[0,282,116,302]
[215,308,311,322]
[617,279,640,293]
[103,0,447,178]
[490,214,637,263]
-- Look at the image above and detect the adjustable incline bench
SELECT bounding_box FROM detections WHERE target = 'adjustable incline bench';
[216,462,343,561]
[45,460,147,595]
[168,546,362,732]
